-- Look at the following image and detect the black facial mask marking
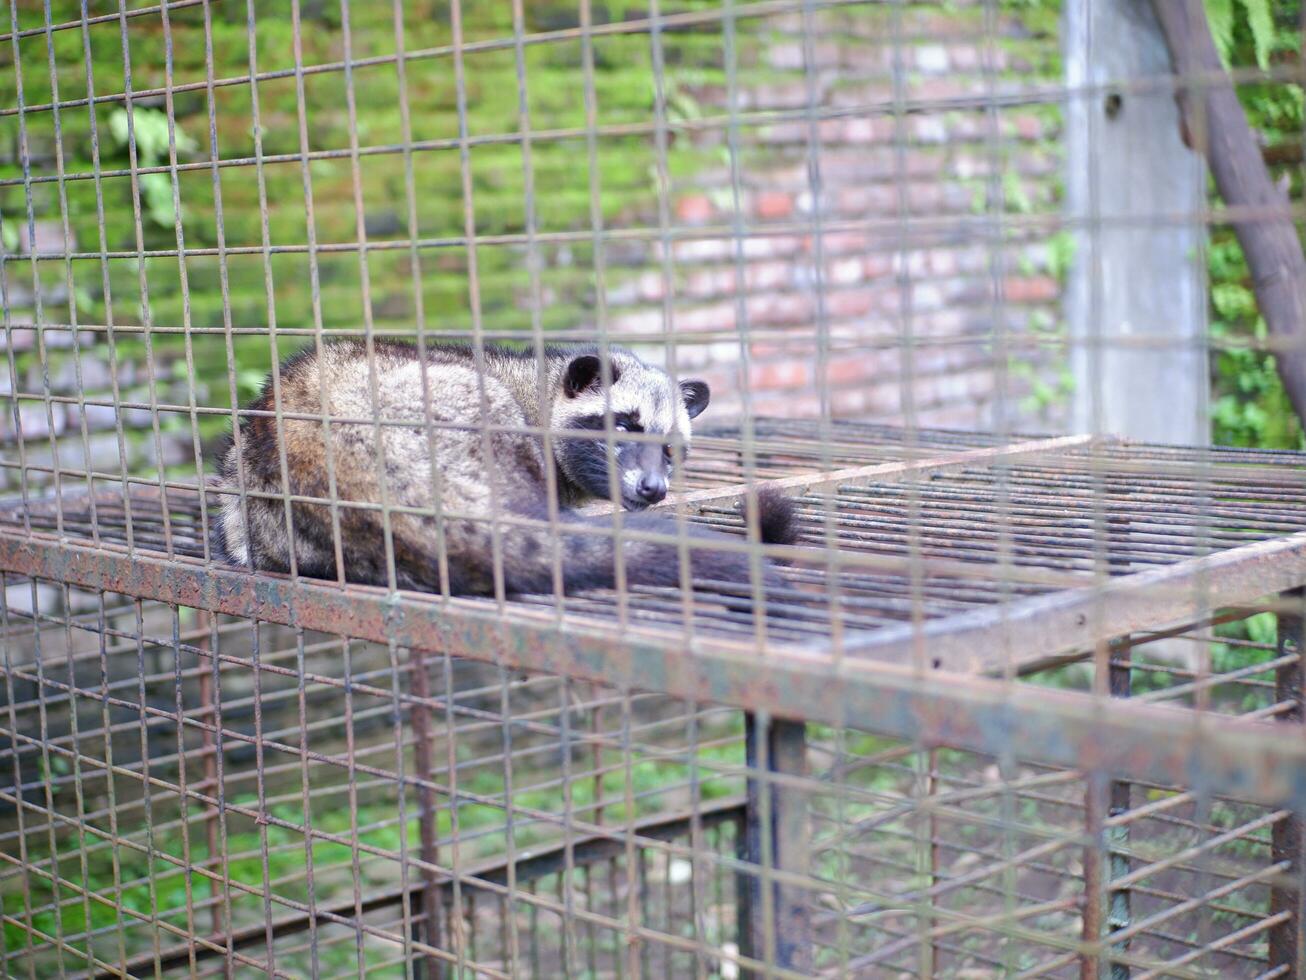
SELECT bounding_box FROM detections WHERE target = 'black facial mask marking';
[559,413,676,508]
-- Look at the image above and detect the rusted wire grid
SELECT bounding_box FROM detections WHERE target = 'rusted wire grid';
[2,530,1306,836]
[11,324,1306,368]
[2,603,1295,980]
[5,736,1274,980]
[14,435,1306,638]
[2,742,757,977]
[2,621,1253,883]
[812,820,1277,972]
[0,419,1013,492]
[0,422,1017,567]
[0,677,754,901]
[2,580,1295,977]
[0,629,757,904]
[2,9,1306,980]
[4,0,1302,110]
[0,0,1301,972]
[0,716,1285,977]
[0,585,1295,831]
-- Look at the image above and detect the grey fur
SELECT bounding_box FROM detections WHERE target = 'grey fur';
[215,339,795,597]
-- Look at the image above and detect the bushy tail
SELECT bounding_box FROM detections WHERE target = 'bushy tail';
[748,486,800,552]
[501,487,799,597]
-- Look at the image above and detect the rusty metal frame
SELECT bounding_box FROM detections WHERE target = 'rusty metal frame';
[847,527,1306,676]
[6,429,1306,975]
[4,437,1306,813]
[2,0,1302,971]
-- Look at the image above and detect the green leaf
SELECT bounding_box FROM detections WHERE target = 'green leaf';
[107,106,198,166]
[1003,170,1034,214]
[1045,230,1077,282]
[1236,0,1275,70]
[1212,282,1256,319]
[1204,0,1235,67]
[1245,611,1277,645]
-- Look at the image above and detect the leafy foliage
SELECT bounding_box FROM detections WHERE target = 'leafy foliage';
[1204,0,1278,70]
[107,107,198,230]
[1203,0,1305,448]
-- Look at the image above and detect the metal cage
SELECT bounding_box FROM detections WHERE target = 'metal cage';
[1,1,1305,978]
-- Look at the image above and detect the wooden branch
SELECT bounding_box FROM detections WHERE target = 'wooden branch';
[1263,142,1303,168]
[1152,0,1306,426]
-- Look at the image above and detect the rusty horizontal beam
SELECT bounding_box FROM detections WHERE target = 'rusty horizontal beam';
[1,533,1305,809]
[848,528,1306,677]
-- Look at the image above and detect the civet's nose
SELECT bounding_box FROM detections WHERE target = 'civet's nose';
[636,474,667,504]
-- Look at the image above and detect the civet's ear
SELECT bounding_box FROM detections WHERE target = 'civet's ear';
[680,380,710,419]
[563,355,619,397]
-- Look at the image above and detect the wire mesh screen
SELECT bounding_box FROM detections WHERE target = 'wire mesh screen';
[1,1,1305,978]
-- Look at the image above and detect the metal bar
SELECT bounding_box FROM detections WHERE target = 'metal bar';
[194,611,222,939]
[734,801,755,972]
[848,528,1306,675]
[1082,776,1106,980]
[1083,638,1133,980]
[2,535,1306,809]
[1106,647,1133,980]
[641,434,1099,516]
[407,646,444,980]
[1270,589,1305,974]
[772,719,811,973]
[741,714,811,975]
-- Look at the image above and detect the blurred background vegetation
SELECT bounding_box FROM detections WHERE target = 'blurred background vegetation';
[0,1,1298,464]
[2,1,738,443]
[1203,0,1304,448]
[4,0,1073,480]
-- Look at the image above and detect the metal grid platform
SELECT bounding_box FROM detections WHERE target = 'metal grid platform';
[3,418,1304,663]
[1,421,1306,977]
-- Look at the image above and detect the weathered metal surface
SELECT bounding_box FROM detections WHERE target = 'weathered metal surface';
[1271,595,1306,975]
[11,430,1306,651]
[3,532,1306,810]
[742,715,811,975]
[5,426,1306,974]
[641,433,1100,515]
[1082,639,1134,980]
[408,644,445,980]
[848,529,1306,675]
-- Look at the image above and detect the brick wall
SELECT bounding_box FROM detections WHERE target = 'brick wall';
[602,6,1067,430]
[0,2,1066,494]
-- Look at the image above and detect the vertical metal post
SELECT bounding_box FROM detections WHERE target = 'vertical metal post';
[194,610,223,938]
[734,802,754,971]
[1082,637,1131,980]
[1064,0,1208,447]
[409,647,445,979]
[742,711,811,976]
[926,747,941,978]
[1105,644,1132,980]
[1083,765,1104,980]
[1271,590,1305,973]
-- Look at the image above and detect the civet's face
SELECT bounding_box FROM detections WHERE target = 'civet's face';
[554,353,709,510]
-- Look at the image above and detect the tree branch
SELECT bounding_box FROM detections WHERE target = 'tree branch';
[1152,0,1306,428]
[1263,142,1303,167]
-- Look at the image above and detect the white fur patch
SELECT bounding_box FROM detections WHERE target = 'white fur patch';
[563,351,694,442]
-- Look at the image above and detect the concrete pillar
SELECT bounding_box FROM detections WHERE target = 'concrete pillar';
[1064,0,1208,444]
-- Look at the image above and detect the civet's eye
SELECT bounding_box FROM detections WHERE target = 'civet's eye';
[614,421,630,433]
[662,445,674,462]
